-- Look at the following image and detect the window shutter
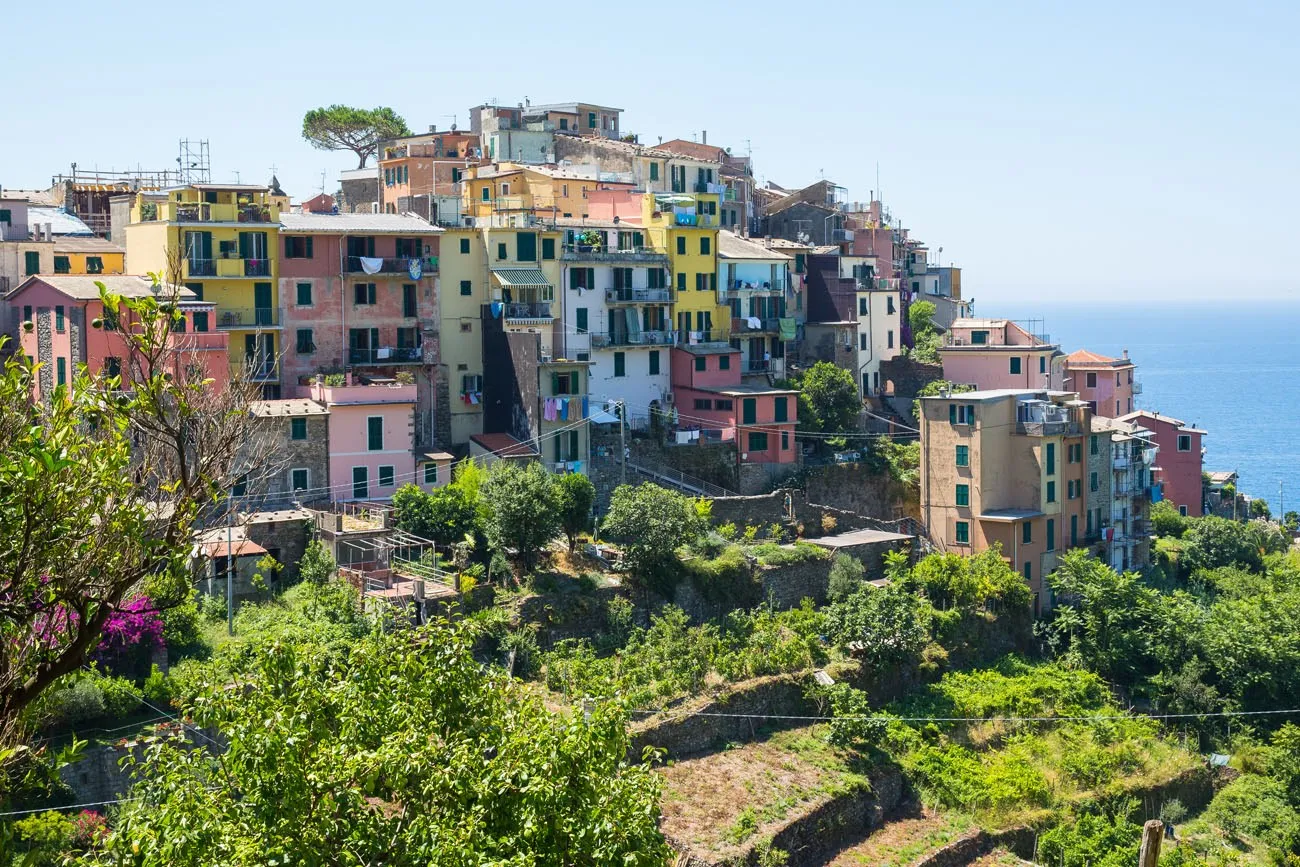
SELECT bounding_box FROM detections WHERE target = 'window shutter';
[570,430,578,458]
[570,371,579,393]
[949,404,957,424]
[551,372,560,393]
[555,436,562,462]
[306,236,314,258]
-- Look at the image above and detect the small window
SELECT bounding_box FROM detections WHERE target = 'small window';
[1179,505,1189,517]
[541,237,555,260]
[794,253,806,274]
[402,284,417,318]
[296,282,312,305]
[971,330,988,344]
[296,329,315,353]
[378,466,395,488]
[955,521,970,545]
[742,398,756,425]
[424,463,438,485]
[649,162,659,181]
[24,251,40,275]
[291,469,309,492]
[719,354,730,370]
[1022,521,1032,544]
[290,417,307,440]
[955,484,970,507]
[677,272,686,292]
[748,432,768,452]
[575,308,588,334]
[1046,518,1056,551]
[193,311,209,332]
[284,236,313,258]
[460,279,471,296]
[955,445,969,467]
[694,356,706,372]
[614,352,626,377]
[1177,434,1191,451]
[53,256,71,274]
[1009,356,1022,375]
[676,237,686,255]
[774,397,788,423]
[497,242,507,260]
[887,296,896,315]
[648,350,660,375]
[700,237,710,255]
[1090,435,1098,455]
[1046,481,1056,503]
[354,283,376,305]
[55,306,65,332]
[367,416,384,451]
[460,237,470,254]
[56,357,66,386]
[516,233,537,261]
[782,430,790,450]
[887,330,894,349]
[1086,372,1097,388]
[1045,443,1056,475]
[1039,356,1046,374]
[352,467,369,500]
[86,257,103,274]
[1023,562,1032,582]
[1090,471,1098,492]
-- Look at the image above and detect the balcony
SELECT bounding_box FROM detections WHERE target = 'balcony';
[1132,380,1143,395]
[232,361,279,381]
[348,346,424,365]
[347,256,425,275]
[733,317,780,334]
[185,257,272,279]
[216,308,280,329]
[503,302,552,323]
[672,212,717,228]
[561,245,668,264]
[605,287,672,304]
[589,329,674,348]
[149,201,277,224]
[1112,455,1130,470]
[726,281,785,297]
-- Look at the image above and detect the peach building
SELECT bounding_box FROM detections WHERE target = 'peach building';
[307,378,421,502]
[939,318,1064,392]
[1064,349,1139,418]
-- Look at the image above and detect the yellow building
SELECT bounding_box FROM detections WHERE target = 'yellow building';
[437,221,564,446]
[125,184,288,392]
[462,163,614,220]
[641,192,728,342]
[51,237,125,276]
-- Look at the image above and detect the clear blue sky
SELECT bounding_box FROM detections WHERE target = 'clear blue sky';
[5,0,1296,302]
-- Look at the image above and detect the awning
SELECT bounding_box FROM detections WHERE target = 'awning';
[589,409,622,424]
[491,268,552,289]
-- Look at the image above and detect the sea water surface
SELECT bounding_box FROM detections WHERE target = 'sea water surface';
[991,300,1300,509]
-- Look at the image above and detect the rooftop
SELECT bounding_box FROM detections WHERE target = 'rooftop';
[675,343,739,356]
[1065,348,1136,369]
[921,388,1075,403]
[470,432,539,458]
[529,101,623,114]
[249,398,328,418]
[718,230,793,261]
[805,527,913,548]
[279,212,440,234]
[8,275,194,302]
[979,508,1046,522]
[27,207,96,236]
[698,383,799,397]
[1117,410,1208,435]
[52,237,124,254]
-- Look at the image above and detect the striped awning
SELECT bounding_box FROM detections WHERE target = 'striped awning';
[491,268,552,289]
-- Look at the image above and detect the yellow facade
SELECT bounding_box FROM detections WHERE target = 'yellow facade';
[125,185,286,385]
[641,193,728,341]
[462,164,603,219]
[51,245,125,276]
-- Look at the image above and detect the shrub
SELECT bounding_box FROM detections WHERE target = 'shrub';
[827,554,866,602]
[750,540,827,567]
[12,810,78,865]
[97,673,144,718]
[1150,500,1189,538]
[142,664,171,706]
[685,544,756,604]
[1203,774,1300,851]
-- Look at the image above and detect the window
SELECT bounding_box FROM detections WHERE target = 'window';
[714,399,733,411]
[1046,481,1056,503]
[1023,562,1032,582]
[794,254,806,274]
[402,283,417,318]
[694,398,711,410]
[1090,471,1098,492]
[588,111,597,129]
[746,430,770,452]
[956,445,969,467]
[570,267,594,290]
[694,356,706,372]
[649,162,659,181]
[56,357,66,386]
[774,397,788,422]
[887,330,894,349]
[193,311,209,332]
[232,474,248,497]
[517,233,537,261]
[1046,518,1056,551]
[24,251,40,275]
[460,279,471,296]
[53,256,70,274]
[677,272,686,292]
[575,308,588,334]
[675,236,686,255]
[460,322,472,333]
[1067,480,1077,499]
[859,333,868,351]
[955,484,970,507]
[614,352,626,377]
[296,329,315,354]
[352,467,368,500]
[1086,372,1097,388]
[1022,521,1032,544]
[719,354,730,370]
[1177,434,1191,451]
[0,209,9,224]
[648,350,660,375]
[1086,510,1094,535]
[949,403,977,425]
[700,237,710,255]
[291,469,309,492]
[541,237,555,260]
[782,430,790,450]
[971,330,988,344]
[291,417,307,440]
[1009,356,1022,375]
[424,463,438,485]
[284,236,313,258]
[378,466,395,488]
[367,417,384,451]
[742,398,756,424]
[696,272,708,292]
[887,296,896,314]
[354,283,376,305]
[955,521,970,545]
[296,282,313,305]
[1090,435,1098,455]
[103,357,121,379]
[1045,443,1056,475]
[1179,505,1188,517]
[496,242,507,260]
[53,305,65,332]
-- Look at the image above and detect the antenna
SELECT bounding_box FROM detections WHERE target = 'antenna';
[320,170,327,195]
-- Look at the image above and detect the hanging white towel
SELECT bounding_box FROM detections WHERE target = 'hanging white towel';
[359,257,384,274]
[747,316,762,329]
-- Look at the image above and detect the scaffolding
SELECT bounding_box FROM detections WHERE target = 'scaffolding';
[177,139,211,185]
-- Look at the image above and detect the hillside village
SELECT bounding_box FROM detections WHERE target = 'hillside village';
[1,100,1297,867]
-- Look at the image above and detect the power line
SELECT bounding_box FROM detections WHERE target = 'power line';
[627,707,1300,724]
[0,798,137,819]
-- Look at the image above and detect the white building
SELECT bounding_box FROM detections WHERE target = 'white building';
[557,221,673,423]
[1092,415,1158,572]
[718,231,792,379]
[842,254,902,396]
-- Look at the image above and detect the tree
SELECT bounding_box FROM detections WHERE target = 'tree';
[907,300,941,363]
[297,539,335,587]
[0,276,266,764]
[301,105,412,168]
[555,472,596,553]
[600,483,705,596]
[1045,550,1161,684]
[827,553,866,602]
[796,361,859,435]
[824,582,932,669]
[1182,515,1265,574]
[1250,497,1272,520]
[391,483,482,549]
[1150,499,1189,538]
[481,462,562,578]
[89,624,669,866]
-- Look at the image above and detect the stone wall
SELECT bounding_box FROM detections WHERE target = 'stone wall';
[912,827,1037,867]
[630,674,813,759]
[764,766,905,867]
[879,356,944,399]
[803,463,917,521]
[246,516,310,585]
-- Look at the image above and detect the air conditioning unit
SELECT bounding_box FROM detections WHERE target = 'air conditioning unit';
[663,392,675,405]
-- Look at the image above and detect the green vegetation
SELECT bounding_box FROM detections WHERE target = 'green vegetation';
[301,104,412,168]
[907,300,941,363]
[789,361,860,436]
[600,483,707,596]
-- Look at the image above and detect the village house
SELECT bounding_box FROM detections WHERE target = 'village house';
[939,318,1065,392]
[1064,349,1140,418]
[1118,409,1204,517]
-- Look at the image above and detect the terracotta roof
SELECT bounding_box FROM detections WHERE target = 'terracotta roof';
[203,538,267,559]
[7,275,194,302]
[1118,410,1207,435]
[1066,349,1134,368]
[470,433,538,458]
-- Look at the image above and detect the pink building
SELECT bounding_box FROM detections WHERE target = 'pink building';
[278,212,442,444]
[670,345,798,464]
[1119,410,1205,517]
[6,275,227,401]
[306,378,441,502]
[1064,349,1138,418]
[940,318,1064,392]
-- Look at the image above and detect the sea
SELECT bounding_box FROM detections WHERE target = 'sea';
[992,299,1300,510]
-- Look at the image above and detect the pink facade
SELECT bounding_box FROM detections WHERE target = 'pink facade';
[1064,349,1137,418]
[940,319,1064,392]
[1120,410,1205,517]
[587,189,643,222]
[8,276,228,401]
[670,346,798,464]
[308,380,418,502]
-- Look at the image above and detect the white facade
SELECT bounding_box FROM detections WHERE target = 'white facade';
[721,253,790,378]
[559,254,672,423]
[840,255,902,396]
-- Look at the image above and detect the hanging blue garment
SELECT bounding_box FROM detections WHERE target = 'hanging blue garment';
[490,301,503,318]
[582,396,589,418]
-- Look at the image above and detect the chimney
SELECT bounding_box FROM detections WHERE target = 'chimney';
[1122,348,1129,359]
[429,124,436,133]
[702,130,707,145]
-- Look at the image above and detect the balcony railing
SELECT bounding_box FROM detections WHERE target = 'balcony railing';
[347,256,427,274]
[605,287,672,304]
[160,202,276,224]
[747,359,772,372]
[561,245,668,263]
[185,258,216,277]
[217,308,279,329]
[1112,455,1130,470]
[589,329,674,348]
[504,302,552,321]
[672,213,717,228]
[734,317,780,333]
[348,346,424,365]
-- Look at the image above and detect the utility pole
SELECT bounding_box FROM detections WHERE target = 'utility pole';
[225,496,235,636]
[1139,819,1163,867]
[618,401,627,486]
